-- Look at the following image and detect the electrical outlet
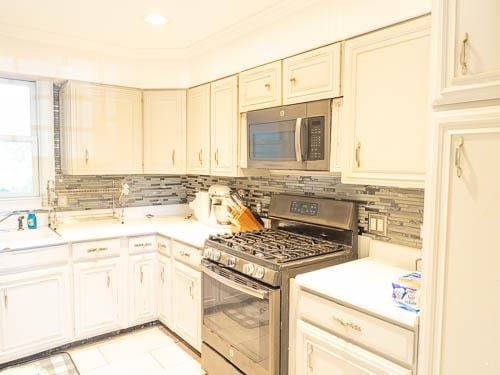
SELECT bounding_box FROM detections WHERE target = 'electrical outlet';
[368,213,388,236]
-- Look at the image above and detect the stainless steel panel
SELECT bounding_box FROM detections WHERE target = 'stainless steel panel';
[202,343,245,375]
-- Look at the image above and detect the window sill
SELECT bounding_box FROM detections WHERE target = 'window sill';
[0,197,42,211]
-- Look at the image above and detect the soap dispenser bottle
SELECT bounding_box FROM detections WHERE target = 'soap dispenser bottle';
[27,211,37,229]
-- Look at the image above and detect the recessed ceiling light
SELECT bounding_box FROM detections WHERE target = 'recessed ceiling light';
[145,13,168,26]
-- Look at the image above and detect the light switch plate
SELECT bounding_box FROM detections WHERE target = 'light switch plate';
[368,213,388,237]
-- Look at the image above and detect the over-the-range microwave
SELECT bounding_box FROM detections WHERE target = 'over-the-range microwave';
[246,99,331,171]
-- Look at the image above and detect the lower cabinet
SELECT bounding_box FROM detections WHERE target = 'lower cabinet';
[158,254,172,327]
[0,267,72,363]
[74,258,122,339]
[128,253,157,325]
[172,260,201,351]
[296,320,411,375]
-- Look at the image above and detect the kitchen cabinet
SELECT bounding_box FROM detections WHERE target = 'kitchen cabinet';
[419,107,500,375]
[143,90,186,174]
[0,267,72,363]
[283,43,342,105]
[238,61,282,112]
[129,253,157,325]
[210,75,239,177]
[74,258,122,339]
[172,260,201,351]
[433,0,500,105]
[157,254,172,327]
[329,98,342,173]
[60,81,142,175]
[296,320,411,375]
[340,16,431,188]
[187,84,211,175]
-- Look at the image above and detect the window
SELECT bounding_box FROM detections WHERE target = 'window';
[0,78,39,198]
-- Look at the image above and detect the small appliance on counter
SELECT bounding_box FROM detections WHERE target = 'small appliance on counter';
[188,191,211,224]
[208,184,232,226]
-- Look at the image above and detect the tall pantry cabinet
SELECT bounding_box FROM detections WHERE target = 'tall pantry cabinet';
[419,1,500,374]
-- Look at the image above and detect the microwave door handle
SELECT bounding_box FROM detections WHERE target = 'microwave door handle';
[295,117,303,162]
[203,266,269,300]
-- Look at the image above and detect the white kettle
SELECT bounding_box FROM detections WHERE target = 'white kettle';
[188,191,211,224]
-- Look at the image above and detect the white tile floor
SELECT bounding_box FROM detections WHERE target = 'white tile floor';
[68,326,205,375]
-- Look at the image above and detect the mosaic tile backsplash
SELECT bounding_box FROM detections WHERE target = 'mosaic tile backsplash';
[53,85,424,248]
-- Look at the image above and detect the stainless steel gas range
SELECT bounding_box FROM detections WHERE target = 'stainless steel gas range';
[200,194,358,375]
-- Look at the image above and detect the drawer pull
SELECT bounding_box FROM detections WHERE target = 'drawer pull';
[332,316,362,332]
[180,250,191,258]
[134,242,152,248]
[159,243,167,249]
[87,248,98,253]
[98,247,108,252]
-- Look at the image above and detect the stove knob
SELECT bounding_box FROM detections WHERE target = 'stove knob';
[212,250,221,261]
[243,263,255,275]
[254,266,265,279]
[203,248,213,259]
[227,257,237,268]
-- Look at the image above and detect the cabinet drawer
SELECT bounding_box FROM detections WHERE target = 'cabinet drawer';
[172,241,201,269]
[298,289,415,366]
[0,245,69,275]
[129,236,157,254]
[157,236,170,256]
[73,239,121,260]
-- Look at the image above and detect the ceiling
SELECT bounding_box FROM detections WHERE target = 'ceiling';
[0,0,314,56]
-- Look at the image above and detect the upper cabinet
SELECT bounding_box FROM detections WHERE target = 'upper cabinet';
[60,81,142,175]
[210,76,239,177]
[187,84,211,175]
[283,43,342,105]
[340,16,431,188]
[143,90,186,174]
[433,0,500,105]
[239,61,282,112]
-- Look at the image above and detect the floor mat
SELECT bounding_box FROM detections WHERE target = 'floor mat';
[0,353,79,375]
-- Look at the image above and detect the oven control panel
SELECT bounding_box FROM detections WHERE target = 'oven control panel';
[290,200,319,216]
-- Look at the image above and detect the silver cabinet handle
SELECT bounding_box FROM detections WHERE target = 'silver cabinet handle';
[87,247,98,253]
[294,118,303,162]
[172,150,176,166]
[460,33,469,75]
[198,149,203,165]
[98,247,108,252]
[355,142,361,168]
[160,267,164,282]
[307,343,314,372]
[134,242,152,248]
[332,315,362,332]
[215,148,219,165]
[455,136,464,178]
[189,281,194,299]
[4,293,7,309]
[85,149,89,164]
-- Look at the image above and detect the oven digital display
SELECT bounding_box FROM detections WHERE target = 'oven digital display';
[290,201,319,216]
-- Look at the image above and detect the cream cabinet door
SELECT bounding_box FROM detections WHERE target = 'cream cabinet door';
[60,82,142,175]
[210,76,239,177]
[434,0,500,104]
[341,17,431,188]
[239,61,282,112]
[187,84,211,175]
[74,259,122,339]
[143,90,186,174]
[0,267,72,363]
[129,253,157,325]
[283,44,342,105]
[296,320,411,375]
[158,254,172,328]
[420,107,500,375]
[172,260,201,351]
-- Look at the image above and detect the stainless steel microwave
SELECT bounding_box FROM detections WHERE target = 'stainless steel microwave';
[246,99,331,170]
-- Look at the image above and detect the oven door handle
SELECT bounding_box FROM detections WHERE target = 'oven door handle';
[203,267,269,300]
[295,117,303,162]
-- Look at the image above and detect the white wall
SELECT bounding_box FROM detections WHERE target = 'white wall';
[0,0,431,88]
[189,0,432,86]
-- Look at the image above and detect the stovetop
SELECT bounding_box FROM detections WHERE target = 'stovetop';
[207,229,350,265]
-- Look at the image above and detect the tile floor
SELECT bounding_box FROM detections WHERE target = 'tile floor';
[67,326,205,375]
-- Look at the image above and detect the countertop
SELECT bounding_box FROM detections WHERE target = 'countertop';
[0,215,230,252]
[295,257,419,329]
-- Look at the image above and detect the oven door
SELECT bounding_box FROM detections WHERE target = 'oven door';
[202,260,280,375]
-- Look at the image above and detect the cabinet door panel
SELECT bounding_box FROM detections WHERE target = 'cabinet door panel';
[144,90,186,174]
[283,44,342,105]
[210,76,238,176]
[74,260,121,338]
[341,17,430,188]
[187,84,211,175]
[158,255,172,327]
[129,254,157,325]
[0,267,71,358]
[239,61,282,112]
[434,0,500,104]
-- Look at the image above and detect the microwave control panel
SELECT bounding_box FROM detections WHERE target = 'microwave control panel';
[308,117,325,160]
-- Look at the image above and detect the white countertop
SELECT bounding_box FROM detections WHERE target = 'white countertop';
[295,257,419,329]
[0,211,229,252]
